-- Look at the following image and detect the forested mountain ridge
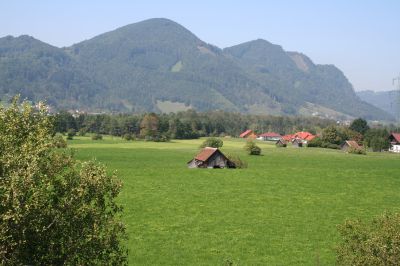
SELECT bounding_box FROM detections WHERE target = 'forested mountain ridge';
[0,18,394,120]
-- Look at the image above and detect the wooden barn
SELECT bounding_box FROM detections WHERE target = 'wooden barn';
[292,138,303,148]
[276,139,287,147]
[389,133,400,153]
[187,147,236,168]
[239,129,257,139]
[340,140,361,152]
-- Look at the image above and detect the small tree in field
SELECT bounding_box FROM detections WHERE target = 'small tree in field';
[200,137,223,148]
[337,212,400,265]
[244,140,261,155]
[0,97,127,265]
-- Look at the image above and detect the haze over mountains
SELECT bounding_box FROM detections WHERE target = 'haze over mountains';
[0,18,394,121]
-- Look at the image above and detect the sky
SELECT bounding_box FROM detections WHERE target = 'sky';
[1,0,399,92]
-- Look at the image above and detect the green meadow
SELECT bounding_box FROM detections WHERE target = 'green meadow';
[69,137,400,265]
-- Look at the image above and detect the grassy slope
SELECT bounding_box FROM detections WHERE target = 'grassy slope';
[69,137,400,265]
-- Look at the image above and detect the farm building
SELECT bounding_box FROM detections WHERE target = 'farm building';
[276,139,287,147]
[340,140,361,152]
[292,138,303,148]
[282,134,295,142]
[239,129,257,139]
[258,132,282,141]
[389,133,400,153]
[187,147,236,168]
[294,131,316,144]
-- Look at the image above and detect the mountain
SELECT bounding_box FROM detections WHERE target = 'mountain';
[357,90,400,120]
[0,18,394,120]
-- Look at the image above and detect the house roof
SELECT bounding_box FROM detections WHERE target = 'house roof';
[294,131,315,140]
[282,134,294,141]
[240,130,253,138]
[390,133,400,143]
[304,135,316,141]
[259,132,282,138]
[344,140,361,149]
[195,147,218,162]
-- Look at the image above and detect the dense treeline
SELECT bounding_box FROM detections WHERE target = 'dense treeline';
[54,110,400,141]
[54,110,338,139]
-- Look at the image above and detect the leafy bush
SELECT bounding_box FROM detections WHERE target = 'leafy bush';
[78,128,87,136]
[200,137,223,148]
[244,140,262,155]
[123,133,135,141]
[370,136,389,152]
[53,134,67,148]
[66,128,76,140]
[153,134,170,142]
[337,212,400,265]
[91,133,103,140]
[307,137,323,147]
[225,154,247,169]
[348,146,366,155]
[0,98,126,265]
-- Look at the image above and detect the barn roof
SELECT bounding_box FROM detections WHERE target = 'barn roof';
[344,140,361,149]
[259,132,282,138]
[294,131,315,140]
[282,134,293,141]
[195,147,218,162]
[240,130,253,138]
[390,133,400,143]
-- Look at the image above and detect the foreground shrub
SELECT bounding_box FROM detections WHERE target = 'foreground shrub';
[337,212,400,265]
[226,153,247,169]
[348,146,366,155]
[92,133,103,140]
[0,98,127,265]
[244,140,262,155]
[200,137,223,148]
[53,133,67,148]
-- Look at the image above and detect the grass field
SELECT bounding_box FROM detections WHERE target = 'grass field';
[69,137,400,265]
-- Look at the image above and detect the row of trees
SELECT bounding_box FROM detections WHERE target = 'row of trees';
[54,110,349,139]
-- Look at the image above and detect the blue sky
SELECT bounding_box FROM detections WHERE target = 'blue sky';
[1,0,399,91]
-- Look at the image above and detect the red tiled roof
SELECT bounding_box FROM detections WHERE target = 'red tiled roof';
[195,147,218,161]
[282,134,294,141]
[345,140,361,149]
[390,133,400,143]
[259,132,282,138]
[240,130,253,138]
[304,135,316,141]
[294,131,313,140]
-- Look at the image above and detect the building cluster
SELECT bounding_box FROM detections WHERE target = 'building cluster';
[239,130,400,153]
[239,129,316,148]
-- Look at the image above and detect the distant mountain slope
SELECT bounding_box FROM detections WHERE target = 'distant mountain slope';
[0,18,394,120]
[357,90,400,119]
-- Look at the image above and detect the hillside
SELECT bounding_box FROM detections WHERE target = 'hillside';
[357,90,399,120]
[0,18,394,120]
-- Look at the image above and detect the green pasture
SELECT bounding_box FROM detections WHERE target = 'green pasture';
[69,137,400,265]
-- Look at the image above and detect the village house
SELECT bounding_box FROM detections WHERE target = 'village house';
[340,140,361,152]
[389,133,400,153]
[258,132,282,141]
[187,147,236,168]
[293,131,316,144]
[239,129,257,139]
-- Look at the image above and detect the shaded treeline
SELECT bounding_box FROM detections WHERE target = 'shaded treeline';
[54,110,340,139]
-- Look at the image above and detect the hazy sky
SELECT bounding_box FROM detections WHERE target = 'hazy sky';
[1,0,399,92]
